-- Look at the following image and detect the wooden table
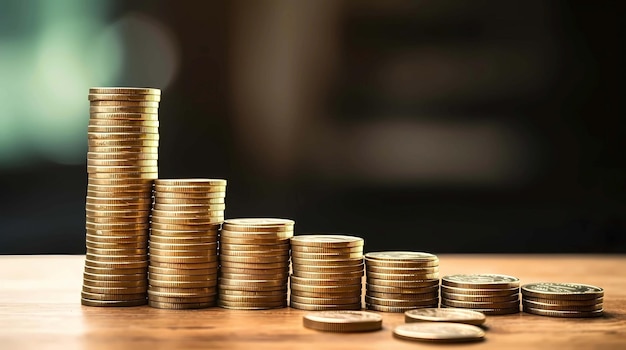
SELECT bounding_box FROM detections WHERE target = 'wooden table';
[1,255,625,349]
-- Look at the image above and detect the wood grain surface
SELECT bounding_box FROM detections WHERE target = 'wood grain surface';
[0,255,624,349]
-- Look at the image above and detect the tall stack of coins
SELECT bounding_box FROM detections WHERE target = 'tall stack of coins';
[218,218,294,309]
[148,179,226,309]
[290,235,364,311]
[521,282,604,318]
[82,87,160,307]
[441,274,520,315]
[364,252,440,312]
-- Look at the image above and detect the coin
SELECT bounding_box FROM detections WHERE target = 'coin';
[522,300,602,312]
[366,278,438,288]
[88,93,161,102]
[393,323,485,343]
[366,271,439,280]
[154,178,227,186]
[367,291,439,300]
[440,299,519,310]
[442,274,520,289]
[290,276,362,286]
[291,245,363,254]
[90,100,160,107]
[148,301,213,309]
[80,292,147,301]
[366,304,425,313]
[303,311,382,332]
[441,292,519,303]
[290,301,361,311]
[81,298,147,307]
[521,282,604,300]
[405,308,486,326]
[365,251,437,262]
[365,296,439,308]
[522,306,604,318]
[366,284,439,294]
[148,295,214,303]
[522,296,604,306]
[89,87,161,95]
[90,113,159,121]
[291,235,364,248]
[440,285,520,297]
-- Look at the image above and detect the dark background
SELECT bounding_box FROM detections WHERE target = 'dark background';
[1,0,624,254]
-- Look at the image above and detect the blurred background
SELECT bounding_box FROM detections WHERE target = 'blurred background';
[0,0,624,254]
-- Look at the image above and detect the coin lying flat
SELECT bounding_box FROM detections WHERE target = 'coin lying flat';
[442,274,520,289]
[521,283,604,300]
[405,308,486,326]
[303,311,382,332]
[393,322,485,343]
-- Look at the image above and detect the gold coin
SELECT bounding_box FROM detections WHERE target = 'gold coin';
[90,112,159,121]
[292,251,363,260]
[521,282,604,300]
[149,279,216,288]
[148,301,213,309]
[85,259,148,269]
[88,93,161,102]
[85,204,152,213]
[89,119,160,128]
[87,166,159,174]
[89,87,161,95]
[365,296,439,308]
[87,183,153,191]
[151,216,220,225]
[81,298,147,307]
[151,206,226,215]
[81,291,146,301]
[90,106,158,114]
[154,191,226,199]
[223,218,294,228]
[219,255,288,264]
[219,289,286,297]
[218,278,286,287]
[219,266,289,275]
[290,283,362,294]
[366,278,439,288]
[86,247,147,255]
[366,271,439,280]
[219,272,289,281]
[441,305,520,315]
[219,261,290,270]
[148,273,217,282]
[86,217,149,225]
[218,236,290,245]
[83,265,147,274]
[151,210,224,219]
[154,185,227,193]
[88,139,159,147]
[150,222,220,231]
[83,279,147,288]
[365,259,439,269]
[291,245,363,254]
[150,227,219,236]
[290,275,362,287]
[82,285,147,294]
[87,152,158,160]
[87,132,159,140]
[291,270,364,280]
[87,159,158,167]
[150,255,217,264]
[148,262,218,273]
[404,308,486,326]
[290,290,361,299]
[218,300,287,309]
[441,274,520,289]
[147,289,216,298]
[85,229,147,236]
[83,271,146,281]
[149,242,217,251]
[393,323,485,343]
[366,303,432,313]
[521,300,602,312]
[366,283,439,294]
[90,100,159,107]
[218,294,287,303]
[86,188,152,197]
[86,253,147,262]
[441,292,519,303]
[85,209,150,217]
[85,223,149,231]
[219,249,289,258]
[88,147,158,155]
[367,291,439,300]
[87,172,159,180]
[291,264,364,273]
[87,125,159,134]
[303,311,382,333]
[87,177,155,185]
[219,242,290,252]
[154,197,226,205]
[153,202,225,211]
[149,247,217,257]
[149,235,217,245]
[155,179,227,187]
[441,299,520,310]
[290,301,360,311]
[365,251,437,262]
[86,241,147,249]
[292,257,363,267]
[366,265,439,274]
[86,196,151,205]
[441,285,520,297]
[290,235,363,248]
[148,286,215,293]
[148,295,215,303]
[219,229,292,239]
[522,306,603,318]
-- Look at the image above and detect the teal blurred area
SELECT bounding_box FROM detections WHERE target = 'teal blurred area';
[0,0,624,254]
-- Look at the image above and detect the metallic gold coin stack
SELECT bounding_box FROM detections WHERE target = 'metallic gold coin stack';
[290,235,364,311]
[441,274,520,315]
[82,87,161,307]
[218,218,294,309]
[364,252,440,312]
[521,282,604,318]
[147,179,227,309]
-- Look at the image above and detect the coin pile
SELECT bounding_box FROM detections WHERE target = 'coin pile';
[404,308,486,326]
[364,252,440,312]
[393,322,485,343]
[441,274,520,315]
[302,311,382,332]
[218,218,294,309]
[290,235,364,311]
[521,282,604,318]
[82,87,161,307]
[147,179,226,309]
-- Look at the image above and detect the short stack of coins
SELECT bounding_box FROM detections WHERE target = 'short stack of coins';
[290,235,364,311]
[218,218,294,309]
[364,252,440,312]
[148,179,227,309]
[82,87,161,307]
[521,282,604,318]
[441,274,520,315]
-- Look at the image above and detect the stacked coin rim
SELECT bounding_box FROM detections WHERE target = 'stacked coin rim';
[521,282,604,318]
[440,274,520,315]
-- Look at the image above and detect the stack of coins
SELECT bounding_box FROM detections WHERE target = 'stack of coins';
[521,282,604,318]
[218,218,294,309]
[364,252,440,312]
[290,235,364,311]
[441,274,520,315]
[82,87,160,307]
[148,179,227,309]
